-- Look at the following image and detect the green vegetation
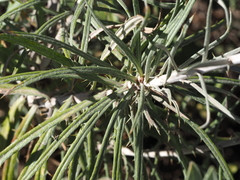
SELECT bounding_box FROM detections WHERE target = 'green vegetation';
[0,0,240,179]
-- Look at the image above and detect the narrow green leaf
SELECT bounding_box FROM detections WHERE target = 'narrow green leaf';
[132,0,140,15]
[68,148,82,180]
[18,90,125,180]
[132,1,150,59]
[0,33,74,67]
[133,84,145,180]
[0,31,112,68]
[185,161,202,180]
[147,106,189,177]
[188,81,240,124]
[0,0,46,22]
[85,0,143,76]
[203,166,218,180]
[100,15,144,60]
[0,71,124,89]
[69,0,85,45]
[18,128,55,180]
[78,0,94,64]
[89,91,133,180]
[202,0,213,62]
[0,67,136,94]
[112,115,126,180]
[151,94,189,120]
[183,119,234,180]
[19,98,74,180]
[52,112,105,180]
[51,93,117,180]
[189,76,240,86]
[0,90,112,166]
[6,105,38,180]
[0,71,39,85]
[35,11,72,35]
[196,73,211,129]
[181,20,225,48]
[180,0,232,68]
[85,131,95,179]
[117,0,132,17]
[0,84,49,99]
[145,0,196,78]
[160,0,196,47]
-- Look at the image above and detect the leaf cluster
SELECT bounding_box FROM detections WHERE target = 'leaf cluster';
[0,0,240,180]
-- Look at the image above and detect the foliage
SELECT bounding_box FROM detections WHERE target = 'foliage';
[0,0,240,179]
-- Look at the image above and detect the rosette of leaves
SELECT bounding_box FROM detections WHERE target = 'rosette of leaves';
[0,0,240,179]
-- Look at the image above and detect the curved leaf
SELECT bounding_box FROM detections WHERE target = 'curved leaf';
[0,84,49,99]
[0,66,136,94]
[0,32,112,68]
[0,0,46,22]
[0,90,117,166]
[183,119,234,180]
[0,33,74,66]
